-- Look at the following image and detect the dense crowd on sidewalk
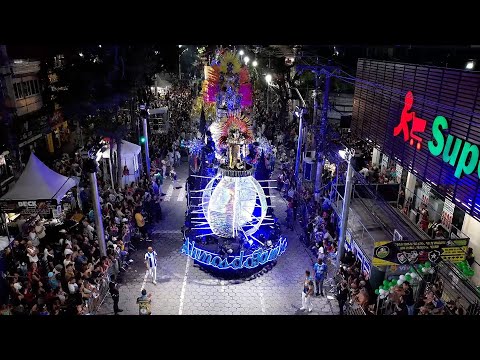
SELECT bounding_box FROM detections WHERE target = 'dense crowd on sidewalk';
[0,82,195,315]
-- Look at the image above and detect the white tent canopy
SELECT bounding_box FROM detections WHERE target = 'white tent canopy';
[0,153,78,203]
[97,140,142,187]
[100,140,141,159]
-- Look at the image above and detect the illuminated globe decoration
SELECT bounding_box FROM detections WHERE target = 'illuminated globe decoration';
[202,172,268,239]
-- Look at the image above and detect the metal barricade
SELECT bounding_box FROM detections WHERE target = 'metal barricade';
[344,302,367,315]
[86,266,114,315]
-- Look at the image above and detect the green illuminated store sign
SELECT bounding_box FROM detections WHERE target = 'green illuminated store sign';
[394,91,480,179]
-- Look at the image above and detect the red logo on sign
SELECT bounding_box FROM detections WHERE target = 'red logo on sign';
[393,91,427,150]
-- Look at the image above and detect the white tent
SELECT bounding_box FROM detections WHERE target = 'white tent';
[97,140,142,187]
[151,74,172,95]
[0,153,78,204]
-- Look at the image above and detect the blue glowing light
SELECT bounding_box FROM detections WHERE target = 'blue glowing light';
[181,237,288,270]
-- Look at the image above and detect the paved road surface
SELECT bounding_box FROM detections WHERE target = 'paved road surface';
[97,161,338,315]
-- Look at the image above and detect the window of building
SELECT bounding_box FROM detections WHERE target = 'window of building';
[13,83,20,99]
[33,79,39,94]
[29,80,34,95]
[22,81,30,97]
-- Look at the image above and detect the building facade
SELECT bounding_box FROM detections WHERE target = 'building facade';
[351,58,480,284]
[0,45,69,177]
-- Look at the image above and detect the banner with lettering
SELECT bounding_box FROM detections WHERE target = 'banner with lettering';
[0,199,56,215]
[373,239,468,268]
[441,198,455,230]
[421,182,431,206]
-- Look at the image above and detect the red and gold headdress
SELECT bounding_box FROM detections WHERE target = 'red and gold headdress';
[218,114,254,146]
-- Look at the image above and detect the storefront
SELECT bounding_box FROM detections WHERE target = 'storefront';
[352,59,480,285]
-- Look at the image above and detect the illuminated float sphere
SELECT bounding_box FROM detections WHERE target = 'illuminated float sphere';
[202,173,268,238]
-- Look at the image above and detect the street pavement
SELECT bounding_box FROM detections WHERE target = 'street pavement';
[97,160,338,315]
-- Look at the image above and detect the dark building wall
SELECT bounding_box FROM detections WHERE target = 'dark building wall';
[351,58,480,221]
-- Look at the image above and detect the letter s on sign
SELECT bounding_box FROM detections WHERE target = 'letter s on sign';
[428,116,448,157]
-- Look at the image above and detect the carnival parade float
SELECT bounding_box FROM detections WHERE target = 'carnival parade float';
[182,49,286,276]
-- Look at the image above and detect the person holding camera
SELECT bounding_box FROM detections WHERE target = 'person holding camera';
[136,289,152,315]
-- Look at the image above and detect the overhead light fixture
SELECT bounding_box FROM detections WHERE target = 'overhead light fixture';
[179,45,183,48]
[466,60,475,70]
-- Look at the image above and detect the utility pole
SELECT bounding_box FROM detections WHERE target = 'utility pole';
[267,56,271,113]
[314,71,332,201]
[85,158,107,257]
[296,61,337,202]
[179,54,182,80]
[337,148,355,267]
[140,104,151,176]
[292,87,306,183]
[179,47,188,81]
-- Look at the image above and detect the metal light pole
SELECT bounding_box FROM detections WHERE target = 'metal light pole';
[314,71,332,201]
[178,54,182,80]
[142,110,151,176]
[265,73,272,113]
[179,47,187,80]
[292,87,306,182]
[86,159,107,257]
[294,107,304,180]
[337,148,356,267]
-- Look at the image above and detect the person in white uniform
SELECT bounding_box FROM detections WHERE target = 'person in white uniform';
[144,247,158,284]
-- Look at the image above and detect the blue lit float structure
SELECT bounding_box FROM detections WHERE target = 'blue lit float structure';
[183,160,286,276]
[182,49,286,276]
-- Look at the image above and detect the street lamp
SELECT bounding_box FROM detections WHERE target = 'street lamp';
[252,60,258,67]
[179,45,183,48]
[265,74,273,113]
[79,52,84,57]
[179,47,188,80]
[466,60,475,70]
[244,56,250,65]
[239,49,244,56]
[291,87,306,182]
[337,148,356,267]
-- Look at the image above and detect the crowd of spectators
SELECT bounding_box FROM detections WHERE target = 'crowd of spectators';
[0,82,195,315]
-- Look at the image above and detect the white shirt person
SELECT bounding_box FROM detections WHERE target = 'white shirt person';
[144,247,158,285]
